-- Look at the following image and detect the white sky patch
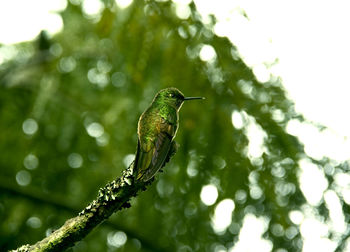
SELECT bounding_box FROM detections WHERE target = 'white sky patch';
[194,0,350,164]
[252,64,270,83]
[0,0,65,44]
[334,172,350,205]
[287,119,350,161]
[334,172,350,188]
[298,159,328,206]
[200,184,218,206]
[324,190,346,235]
[229,214,272,252]
[343,240,350,252]
[300,216,337,252]
[340,188,350,206]
[244,113,267,159]
[211,199,235,234]
[231,110,267,160]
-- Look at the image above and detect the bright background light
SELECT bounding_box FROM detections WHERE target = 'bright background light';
[200,184,218,206]
[0,0,65,44]
[1,0,349,251]
[192,1,350,251]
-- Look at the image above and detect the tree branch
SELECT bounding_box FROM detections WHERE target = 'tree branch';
[0,177,170,252]
[11,157,168,252]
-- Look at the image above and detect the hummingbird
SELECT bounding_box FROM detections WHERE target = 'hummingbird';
[134,87,204,182]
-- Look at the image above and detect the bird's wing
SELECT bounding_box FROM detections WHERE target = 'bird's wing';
[135,120,175,182]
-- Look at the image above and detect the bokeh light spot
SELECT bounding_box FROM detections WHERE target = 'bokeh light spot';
[298,159,328,206]
[249,185,263,200]
[59,56,76,73]
[211,198,235,234]
[123,154,135,167]
[107,231,127,248]
[111,72,127,87]
[285,226,298,240]
[231,110,244,129]
[115,0,133,9]
[23,154,39,170]
[86,122,104,138]
[199,44,216,62]
[87,68,109,88]
[131,238,141,250]
[271,223,284,237]
[186,160,198,177]
[272,109,285,123]
[16,170,31,186]
[50,43,63,57]
[96,133,110,147]
[26,216,42,229]
[324,190,346,234]
[213,156,226,169]
[200,184,218,206]
[82,0,104,17]
[230,214,272,252]
[157,179,174,198]
[184,202,197,218]
[174,2,191,20]
[67,153,83,168]
[235,190,247,204]
[22,118,38,135]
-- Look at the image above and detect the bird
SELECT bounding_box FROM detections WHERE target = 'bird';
[133,87,204,182]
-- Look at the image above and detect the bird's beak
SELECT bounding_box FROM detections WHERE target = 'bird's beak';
[183,97,205,101]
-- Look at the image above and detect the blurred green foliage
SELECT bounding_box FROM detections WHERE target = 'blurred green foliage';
[1,1,347,252]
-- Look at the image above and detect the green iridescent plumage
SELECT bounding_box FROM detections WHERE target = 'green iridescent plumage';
[134,87,203,182]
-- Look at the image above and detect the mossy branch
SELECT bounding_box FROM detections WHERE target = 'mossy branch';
[12,144,177,252]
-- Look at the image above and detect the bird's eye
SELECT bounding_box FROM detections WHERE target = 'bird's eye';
[169,93,174,98]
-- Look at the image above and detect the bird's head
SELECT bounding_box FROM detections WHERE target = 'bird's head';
[153,87,204,110]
